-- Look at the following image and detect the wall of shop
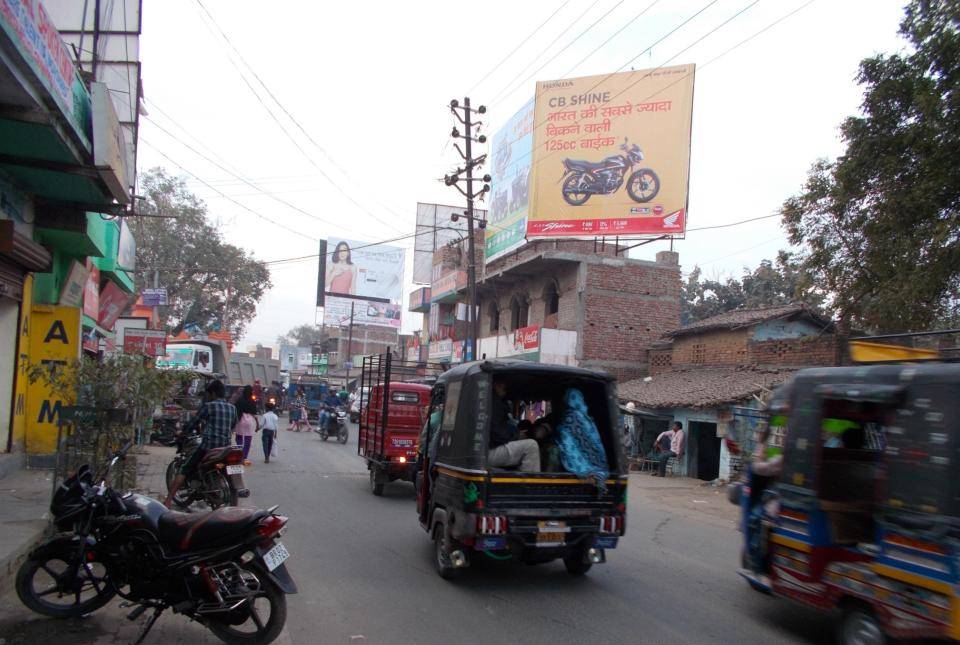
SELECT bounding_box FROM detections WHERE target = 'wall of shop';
[0,297,18,451]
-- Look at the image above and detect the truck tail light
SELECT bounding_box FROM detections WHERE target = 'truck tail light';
[477,515,508,535]
[599,515,623,535]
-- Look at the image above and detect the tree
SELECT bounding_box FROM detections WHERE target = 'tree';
[135,168,272,338]
[781,0,960,333]
[681,252,828,324]
[276,324,324,348]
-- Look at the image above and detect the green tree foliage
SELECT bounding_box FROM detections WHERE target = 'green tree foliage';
[681,252,827,324]
[781,0,960,332]
[135,168,272,338]
[276,324,324,348]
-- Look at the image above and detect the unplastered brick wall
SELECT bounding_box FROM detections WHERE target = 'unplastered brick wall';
[482,264,580,336]
[671,329,751,367]
[580,259,681,377]
[747,334,837,366]
[648,347,673,375]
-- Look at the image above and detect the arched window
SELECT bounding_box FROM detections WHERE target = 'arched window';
[544,281,560,316]
[510,296,529,331]
[488,301,501,334]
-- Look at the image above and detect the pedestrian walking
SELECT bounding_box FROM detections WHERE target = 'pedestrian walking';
[290,388,311,432]
[235,384,259,459]
[261,403,279,463]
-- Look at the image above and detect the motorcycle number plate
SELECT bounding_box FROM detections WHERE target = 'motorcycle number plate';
[226,465,244,475]
[263,541,290,572]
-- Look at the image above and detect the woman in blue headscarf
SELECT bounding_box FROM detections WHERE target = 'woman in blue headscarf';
[555,388,609,491]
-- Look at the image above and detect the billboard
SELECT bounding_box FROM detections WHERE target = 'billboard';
[527,64,695,238]
[413,203,487,285]
[323,295,402,329]
[486,98,534,264]
[322,237,404,304]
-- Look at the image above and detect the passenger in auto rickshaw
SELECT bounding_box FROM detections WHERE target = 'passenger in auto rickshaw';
[745,422,784,572]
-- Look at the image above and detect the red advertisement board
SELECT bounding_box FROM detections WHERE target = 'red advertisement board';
[98,281,130,329]
[513,325,540,352]
[123,328,167,357]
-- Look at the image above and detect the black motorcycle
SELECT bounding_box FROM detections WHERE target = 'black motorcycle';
[560,138,660,206]
[315,405,348,444]
[165,434,249,510]
[16,441,296,644]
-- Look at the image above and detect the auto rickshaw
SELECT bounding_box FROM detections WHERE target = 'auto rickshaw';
[734,363,960,644]
[415,359,628,579]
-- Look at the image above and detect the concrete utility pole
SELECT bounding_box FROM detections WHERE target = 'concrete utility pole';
[445,98,490,361]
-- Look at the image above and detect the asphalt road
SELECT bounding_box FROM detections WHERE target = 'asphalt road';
[262,423,834,645]
[0,422,840,644]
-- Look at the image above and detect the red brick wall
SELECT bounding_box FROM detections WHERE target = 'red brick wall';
[648,347,673,375]
[671,330,750,367]
[579,260,681,378]
[747,335,837,366]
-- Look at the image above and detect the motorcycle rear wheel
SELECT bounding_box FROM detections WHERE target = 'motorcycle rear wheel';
[206,577,287,644]
[561,175,591,206]
[208,471,238,508]
[16,548,115,618]
[626,168,660,203]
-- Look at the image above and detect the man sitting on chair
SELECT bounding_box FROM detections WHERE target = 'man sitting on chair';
[651,421,685,477]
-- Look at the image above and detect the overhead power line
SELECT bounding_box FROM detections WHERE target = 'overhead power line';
[192,0,408,234]
[139,136,320,242]
[144,114,341,229]
[466,0,574,96]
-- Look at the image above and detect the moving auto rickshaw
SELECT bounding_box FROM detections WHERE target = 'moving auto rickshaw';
[734,363,960,644]
[415,359,628,579]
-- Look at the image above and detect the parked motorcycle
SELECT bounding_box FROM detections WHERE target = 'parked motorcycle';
[165,434,250,510]
[560,138,660,206]
[150,405,185,447]
[316,406,348,444]
[16,441,295,644]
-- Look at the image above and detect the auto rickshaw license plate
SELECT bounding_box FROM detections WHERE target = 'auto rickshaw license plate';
[536,520,569,547]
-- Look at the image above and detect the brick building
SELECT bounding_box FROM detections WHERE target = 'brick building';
[620,304,836,481]
[414,235,682,380]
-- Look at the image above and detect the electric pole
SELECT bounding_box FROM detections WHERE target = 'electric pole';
[445,98,490,362]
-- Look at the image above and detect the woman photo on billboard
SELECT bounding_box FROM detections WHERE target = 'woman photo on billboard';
[325,241,357,295]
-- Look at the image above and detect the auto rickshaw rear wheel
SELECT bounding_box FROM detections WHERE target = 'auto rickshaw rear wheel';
[562,550,592,576]
[369,468,384,496]
[434,525,460,580]
[838,604,886,645]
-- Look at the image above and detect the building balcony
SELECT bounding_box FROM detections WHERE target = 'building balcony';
[408,286,431,313]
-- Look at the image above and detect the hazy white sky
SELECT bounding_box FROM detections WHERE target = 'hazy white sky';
[136,0,907,349]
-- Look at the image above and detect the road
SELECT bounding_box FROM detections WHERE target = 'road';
[0,421,837,644]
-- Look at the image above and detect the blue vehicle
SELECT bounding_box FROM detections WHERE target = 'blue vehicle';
[287,380,329,421]
[731,362,960,645]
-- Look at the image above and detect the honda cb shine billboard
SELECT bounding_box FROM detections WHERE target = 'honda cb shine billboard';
[527,64,695,238]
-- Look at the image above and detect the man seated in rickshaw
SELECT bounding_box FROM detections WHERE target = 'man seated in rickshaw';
[487,379,541,472]
[745,423,783,572]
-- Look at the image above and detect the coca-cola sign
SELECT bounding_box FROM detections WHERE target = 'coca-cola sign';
[513,325,540,353]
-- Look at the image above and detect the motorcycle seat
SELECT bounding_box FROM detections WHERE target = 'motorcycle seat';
[157,506,269,551]
[200,445,242,465]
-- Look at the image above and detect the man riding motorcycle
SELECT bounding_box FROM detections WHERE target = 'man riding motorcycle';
[165,379,237,509]
[318,391,343,436]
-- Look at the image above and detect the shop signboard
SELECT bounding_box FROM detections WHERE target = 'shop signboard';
[98,281,130,329]
[322,237,404,304]
[58,260,89,307]
[527,65,695,238]
[122,328,166,357]
[141,288,167,307]
[428,338,453,361]
[0,0,92,146]
[486,98,534,264]
[116,219,136,268]
[92,83,131,204]
[83,261,100,320]
[323,295,401,329]
[26,304,81,454]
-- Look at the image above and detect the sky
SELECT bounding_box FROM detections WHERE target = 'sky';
[135,0,909,350]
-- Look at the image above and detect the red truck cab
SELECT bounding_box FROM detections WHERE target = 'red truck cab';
[359,382,431,496]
